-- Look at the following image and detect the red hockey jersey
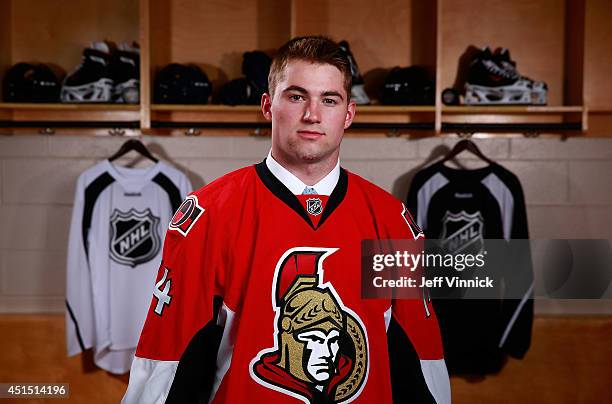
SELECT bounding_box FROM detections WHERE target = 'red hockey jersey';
[122,161,450,404]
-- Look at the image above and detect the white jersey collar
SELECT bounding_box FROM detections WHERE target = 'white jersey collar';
[104,159,163,192]
[265,150,340,196]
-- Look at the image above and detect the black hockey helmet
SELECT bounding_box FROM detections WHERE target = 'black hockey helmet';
[381,66,434,105]
[3,62,61,102]
[154,63,212,104]
[218,78,253,106]
[242,51,272,101]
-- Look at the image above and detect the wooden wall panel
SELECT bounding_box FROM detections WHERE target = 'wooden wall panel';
[586,114,612,137]
[292,0,414,70]
[139,0,150,128]
[292,0,436,102]
[439,0,566,106]
[0,0,11,81]
[150,0,291,93]
[0,315,610,403]
[10,0,139,76]
[583,0,612,108]
[563,0,584,106]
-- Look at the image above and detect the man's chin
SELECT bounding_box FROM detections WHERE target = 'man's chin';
[295,146,330,163]
[299,154,323,163]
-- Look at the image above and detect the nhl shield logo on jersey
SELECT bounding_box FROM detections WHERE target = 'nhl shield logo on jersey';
[250,248,369,404]
[441,210,484,254]
[110,208,161,267]
[306,198,323,216]
[169,195,204,236]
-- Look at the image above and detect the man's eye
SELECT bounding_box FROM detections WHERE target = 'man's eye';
[289,94,304,101]
[323,98,338,105]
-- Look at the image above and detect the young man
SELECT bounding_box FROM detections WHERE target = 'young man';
[122,36,450,404]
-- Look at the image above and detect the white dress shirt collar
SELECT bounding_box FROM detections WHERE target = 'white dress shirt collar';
[266,150,340,196]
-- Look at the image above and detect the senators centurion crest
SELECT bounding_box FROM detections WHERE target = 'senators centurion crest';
[109,208,161,267]
[440,210,484,255]
[250,248,369,404]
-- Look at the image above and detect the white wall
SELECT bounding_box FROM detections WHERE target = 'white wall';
[0,134,610,314]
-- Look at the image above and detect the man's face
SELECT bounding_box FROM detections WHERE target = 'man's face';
[262,59,356,166]
[297,328,341,383]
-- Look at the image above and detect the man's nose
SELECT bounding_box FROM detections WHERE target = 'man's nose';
[302,100,321,123]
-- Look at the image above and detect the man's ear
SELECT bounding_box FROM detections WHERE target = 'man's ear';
[261,92,272,121]
[344,100,356,129]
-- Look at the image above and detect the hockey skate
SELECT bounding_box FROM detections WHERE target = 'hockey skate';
[339,40,370,105]
[464,46,532,105]
[111,42,140,104]
[495,48,547,105]
[61,42,113,103]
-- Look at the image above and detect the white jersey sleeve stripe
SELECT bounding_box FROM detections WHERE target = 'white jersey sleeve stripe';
[420,359,452,404]
[121,357,179,404]
[416,172,449,230]
[211,303,237,401]
[499,282,534,347]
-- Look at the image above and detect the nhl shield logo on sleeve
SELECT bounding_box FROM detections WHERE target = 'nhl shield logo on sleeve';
[169,195,204,236]
[110,208,161,267]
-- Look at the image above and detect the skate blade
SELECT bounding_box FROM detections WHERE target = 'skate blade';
[465,84,532,105]
[61,78,113,103]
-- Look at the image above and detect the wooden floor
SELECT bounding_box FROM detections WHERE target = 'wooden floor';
[450,316,612,404]
[0,315,610,403]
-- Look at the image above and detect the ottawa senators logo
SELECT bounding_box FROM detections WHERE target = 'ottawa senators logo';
[169,195,204,236]
[250,248,369,403]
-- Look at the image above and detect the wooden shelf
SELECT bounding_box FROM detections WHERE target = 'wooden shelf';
[441,105,584,131]
[0,103,140,123]
[443,106,583,114]
[151,105,256,111]
[0,0,611,136]
[150,105,266,124]
[0,102,586,133]
[353,106,434,124]
[0,103,139,111]
[148,104,436,126]
[587,106,612,113]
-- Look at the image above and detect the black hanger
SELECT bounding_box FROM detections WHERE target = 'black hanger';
[108,138,158,163]
[441,138,493,165]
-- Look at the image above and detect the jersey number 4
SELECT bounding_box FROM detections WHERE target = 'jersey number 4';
[153,267,172,315]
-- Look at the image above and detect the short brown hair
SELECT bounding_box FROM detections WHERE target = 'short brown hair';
[268,36,352,100]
